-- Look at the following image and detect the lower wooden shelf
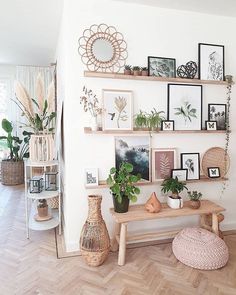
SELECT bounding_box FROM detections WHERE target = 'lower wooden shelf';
[29,208,59,231]
[85,176,228,189]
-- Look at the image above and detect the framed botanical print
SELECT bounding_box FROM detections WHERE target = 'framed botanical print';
[208,167,220,178]
[208,104,227,130]
[115,136,151,182]
[85,168,98,186]
[198,43,225,81]
[171,169,188,181]
[152,148,177,181]
[148,56,176,78]
[167,84,202,130]
[102,89,133,131]
[181,153,200,180]
[161,120,174,131]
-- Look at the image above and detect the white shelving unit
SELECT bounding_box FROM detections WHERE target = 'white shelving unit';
[24,159,61,238]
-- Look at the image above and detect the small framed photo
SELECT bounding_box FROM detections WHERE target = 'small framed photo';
[208,167,220,178]
[205,120,217,131]
[198,43,225,81]
[168,84,202,131]
[181,153,200,180]
[208,104,227,130]
[85,168,98,186]
[148,56,176,78]
[102,89,133,131]
[161,120,174,131]
[171,169,188,181]
[152,148,177,181]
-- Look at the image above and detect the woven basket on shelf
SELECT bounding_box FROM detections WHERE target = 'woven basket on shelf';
[1,160,24,185]
[47,197,59,209]
[201,147,230,178]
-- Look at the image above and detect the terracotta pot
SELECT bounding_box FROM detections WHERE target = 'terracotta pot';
[124,69,131,75]
[189,200,201,209]
[80,195,110,266]
[37,205,48,217]
[133,70,140,76]
[141,70,148,76]
[112,194,130,213]
[167,196,183,209]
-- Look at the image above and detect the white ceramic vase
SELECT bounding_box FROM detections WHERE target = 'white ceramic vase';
[90,116,99,131]
[167,196,183,209]
[29,134,55,162]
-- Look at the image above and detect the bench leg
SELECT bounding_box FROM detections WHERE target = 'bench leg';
[212,213,219,236]
[111,222,120,252]
[118,223,127,266]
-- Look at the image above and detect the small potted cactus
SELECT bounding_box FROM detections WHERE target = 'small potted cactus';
[37,199,49,217]
[132,66,141,76]
[187,191,202,209]
[141,67,148,76]
[124,65,132,75]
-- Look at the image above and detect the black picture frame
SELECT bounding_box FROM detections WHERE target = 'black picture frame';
[198,43,225,81]
[205,120,217,131]
[148,56,176,78]
[208,104,227,130]
[167,84,203,131]
[180,153,200,180]
[161,120,175,131]
[171,169,188,181]
[208,167,221,178]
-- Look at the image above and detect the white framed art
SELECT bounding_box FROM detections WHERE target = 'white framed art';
[85,168,99,186]
[102,89,133,131]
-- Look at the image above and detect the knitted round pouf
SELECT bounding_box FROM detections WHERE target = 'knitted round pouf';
[172,227,229,270]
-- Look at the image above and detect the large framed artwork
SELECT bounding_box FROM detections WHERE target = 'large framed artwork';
[148,56,176,78]
[115,136,151,182]
[102,89,133,130]
[152,148,177,181]
[198,43,225,81]
[208,104,227,130]
[167,84,202,130]
[181,153,200,180]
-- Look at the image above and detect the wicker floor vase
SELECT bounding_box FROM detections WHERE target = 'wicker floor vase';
[1,160,24,185]
[80,195,110,266]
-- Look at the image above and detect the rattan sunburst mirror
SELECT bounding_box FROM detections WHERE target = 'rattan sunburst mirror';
[78,23,128,73]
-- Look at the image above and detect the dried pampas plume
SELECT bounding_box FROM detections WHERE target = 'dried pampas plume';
[15,81,34,119]
[36,73,45,114]
[47,81,55,113]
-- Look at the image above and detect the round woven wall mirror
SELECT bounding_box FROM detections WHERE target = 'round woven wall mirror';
[78,23,128,73]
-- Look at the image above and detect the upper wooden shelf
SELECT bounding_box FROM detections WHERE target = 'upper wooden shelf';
[84,127,227,135]
[84,71,228,85]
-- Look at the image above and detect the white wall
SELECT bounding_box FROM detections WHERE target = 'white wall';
[56,0,236,251]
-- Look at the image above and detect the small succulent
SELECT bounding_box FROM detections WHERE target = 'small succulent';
[187,191,202,201]
[132,66,140,71]
[38,199,47,208]
[124,65,132,70]
[141,67,148,71]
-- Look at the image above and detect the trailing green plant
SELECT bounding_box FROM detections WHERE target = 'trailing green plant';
[38,199,47,208]
[187,191,202,201]
[124,65,132,70]
[132,66,140,71]
[161,177,187,198]
[147,108,165,130]
[14,74,56,134]
[106,162,141,203]
[134,110,149,129]
[0,119,31,161]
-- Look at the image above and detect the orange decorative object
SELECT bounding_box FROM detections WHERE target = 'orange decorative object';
[145,192,162,213]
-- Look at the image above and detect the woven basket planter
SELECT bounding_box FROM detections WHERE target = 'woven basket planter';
[172,227,229,270]
[29,134,55,162]
[1,160,24,185]
[47,197,59,209]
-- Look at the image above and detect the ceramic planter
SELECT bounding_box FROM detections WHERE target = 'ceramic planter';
[133,70,140,76]
[112,194,130,213]
[189,200,201,209]
[124,69,131,75]
[167,196,183,209]
[37,205,48,217]
[141,70,148,76]
[90,116,99,131]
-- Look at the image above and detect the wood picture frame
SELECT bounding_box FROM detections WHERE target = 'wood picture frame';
[148,56,176,78]
[181,153,200,180]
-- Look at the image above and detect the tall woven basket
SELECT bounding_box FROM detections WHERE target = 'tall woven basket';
[80,195,110,266]
[29,134,55,162]
[1,160,24,185]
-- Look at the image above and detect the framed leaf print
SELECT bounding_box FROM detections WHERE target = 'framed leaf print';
[152,148,177,181]
[167,84,202,130]
[102,89,133,130]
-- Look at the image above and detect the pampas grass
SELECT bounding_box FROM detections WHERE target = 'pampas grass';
[36,73,45,114]
[15,81,34,119]
[47,81,55,113]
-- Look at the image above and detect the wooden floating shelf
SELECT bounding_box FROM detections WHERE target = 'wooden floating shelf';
[84,127,227,135]
[84,71,228,85]
[85,176,228,189]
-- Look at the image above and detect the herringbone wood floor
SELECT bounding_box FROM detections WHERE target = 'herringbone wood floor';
[0,184,236,295]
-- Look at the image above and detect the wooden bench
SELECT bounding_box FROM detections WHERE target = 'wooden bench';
[110,200,225,266]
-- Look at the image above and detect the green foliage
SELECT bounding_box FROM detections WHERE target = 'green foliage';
[161,177,188,197]
[141,67,148,71]
[124,65,132,70]
[132,66,140,71]
[174,101,197,123]
[106,162,141,203]
[187,190,202,201]
[134,108,165,130]
[0,119,31,161]
[134,110,149,129]
[38,199,47,208]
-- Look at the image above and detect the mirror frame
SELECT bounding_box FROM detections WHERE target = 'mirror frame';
[78,23,128,73]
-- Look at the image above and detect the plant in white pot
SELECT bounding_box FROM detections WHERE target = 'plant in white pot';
[14,74,56,162]
[0,119,30,185]
[161,177,188,209]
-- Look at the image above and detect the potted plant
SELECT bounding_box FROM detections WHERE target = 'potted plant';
[141,67,148,76]
[132,66,141,76]
[124,65,132,75]
[0,119,30,185]
[107,162,141,213]
[134,110,149,130]
[187,191,202,209]
[161,177,188,209]
[147,108,165,131]
[37,199,49,217]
